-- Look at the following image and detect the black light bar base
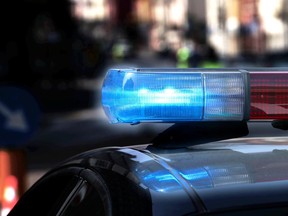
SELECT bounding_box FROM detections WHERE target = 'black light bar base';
[151,121,249,149]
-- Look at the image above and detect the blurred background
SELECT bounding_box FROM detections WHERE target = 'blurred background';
[1,0,288,213]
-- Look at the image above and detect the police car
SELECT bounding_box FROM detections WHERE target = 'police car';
[8,68,288,215]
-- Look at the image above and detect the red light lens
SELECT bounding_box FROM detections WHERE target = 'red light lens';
[250,72,288,120]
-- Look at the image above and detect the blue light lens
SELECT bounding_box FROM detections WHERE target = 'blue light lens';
[102,69,247,123]
[102,69,204,123]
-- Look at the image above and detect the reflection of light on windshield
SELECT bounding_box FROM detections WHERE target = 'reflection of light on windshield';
[137,164,251,192]
[142,170,182,192]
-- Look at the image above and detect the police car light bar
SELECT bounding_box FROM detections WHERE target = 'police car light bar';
[101,68,288,124]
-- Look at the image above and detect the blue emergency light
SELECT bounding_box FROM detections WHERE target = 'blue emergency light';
[102,68,249,124]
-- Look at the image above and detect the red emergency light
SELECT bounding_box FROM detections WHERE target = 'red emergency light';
[250,71,288,120]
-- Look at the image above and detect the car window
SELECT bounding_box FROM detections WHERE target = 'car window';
[8,168,82,215]
[59,180,106,216]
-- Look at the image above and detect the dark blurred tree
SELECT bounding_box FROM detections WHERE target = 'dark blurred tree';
[0,0,30,84]
[0,0,81,86]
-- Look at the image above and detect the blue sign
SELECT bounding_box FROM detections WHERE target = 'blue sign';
[0,86,41,147]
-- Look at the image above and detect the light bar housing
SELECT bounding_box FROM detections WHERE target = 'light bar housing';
[102,68,288,124]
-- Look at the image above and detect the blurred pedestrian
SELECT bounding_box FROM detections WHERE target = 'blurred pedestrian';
[189,42,203,68]
[176,42,191,68]
[200,44,224,68]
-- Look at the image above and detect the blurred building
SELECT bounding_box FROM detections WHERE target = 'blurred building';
[258,0,288,52]
[71,0,109,21]
[14,0,288,63]
[206,0,288,59]
[69,0,205,55]
[70,0,111,41]
[149,0,188,54]
[206,0,239,57]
